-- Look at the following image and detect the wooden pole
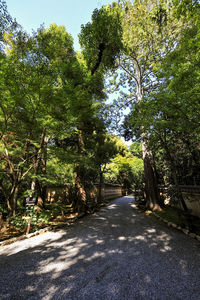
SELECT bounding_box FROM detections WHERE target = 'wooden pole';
[26,217,31,235]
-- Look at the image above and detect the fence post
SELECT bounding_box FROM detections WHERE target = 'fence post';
[0,213,2,231]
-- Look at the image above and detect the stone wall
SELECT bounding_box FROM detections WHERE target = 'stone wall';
[178,185,200,217]
[46,183,123,203]
[159,185,200,217]
[100,183,123,200]
[181,192,200,217]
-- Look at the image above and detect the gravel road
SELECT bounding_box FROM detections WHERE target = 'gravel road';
[0,196,200,300]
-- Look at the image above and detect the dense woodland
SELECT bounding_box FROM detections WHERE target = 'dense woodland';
[0,0,200,228]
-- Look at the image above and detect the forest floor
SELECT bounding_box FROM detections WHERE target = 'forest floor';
[0,199,112,242]
[0,212,79,242]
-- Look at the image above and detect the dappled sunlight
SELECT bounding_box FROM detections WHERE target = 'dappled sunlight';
[106,204,119,210]
[139,229,173,253]
[118,236,126,241]
[108,249,123,254]
[159,245,172,253]
[146,228,156,234]
[96,239,104,244]
[0,196,199,299]
[134,235,147,242]
[0,231,66,257]
[85,251,105,262]
[47,236,78,248]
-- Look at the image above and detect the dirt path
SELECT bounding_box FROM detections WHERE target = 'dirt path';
[0,196,200,300]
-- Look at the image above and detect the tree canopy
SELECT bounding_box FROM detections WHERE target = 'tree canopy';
[0,0,199,227]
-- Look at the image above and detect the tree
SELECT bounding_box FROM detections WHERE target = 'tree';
[92,134,128,201]
[79,3,123,75]
[112,0,194,210]
[80,0,185,210]
[121,0,200,209]
[0,24,77,215]
[0,0,18,53]
[104,141,144,193]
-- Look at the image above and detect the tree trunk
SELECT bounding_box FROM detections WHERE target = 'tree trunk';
[30,128,46,206]
[3,132,32,215]
[39,136,48,207]
[142,134,161,211]
[8,182,19,216]
[75,164,87,212]
[74,129,87,212]
[134,60,161,211]
[98,168,103,203]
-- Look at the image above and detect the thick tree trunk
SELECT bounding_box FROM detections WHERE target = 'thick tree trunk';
[142,133,161,211]
[75,164,87,212]
[134,60,161,211]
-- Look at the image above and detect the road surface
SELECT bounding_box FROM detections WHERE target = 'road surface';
[0,196,200,300]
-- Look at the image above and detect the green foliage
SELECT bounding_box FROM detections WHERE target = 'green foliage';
[121,1,200,189]
[0,0,18,53]
[0,23,78,215]
[47,158,74,185]
[9,215,27,229]
[104,143,144,190]
[129,142,142,159]
[173,0,200,19]
[1,0,199,221]
[79,4,122,73]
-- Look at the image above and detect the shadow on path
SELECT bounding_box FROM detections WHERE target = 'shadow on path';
[0,196,200,300]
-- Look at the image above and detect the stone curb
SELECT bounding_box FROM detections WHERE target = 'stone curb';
[152,212,200,242]
[130,202,200,242]
[0,212,86,248]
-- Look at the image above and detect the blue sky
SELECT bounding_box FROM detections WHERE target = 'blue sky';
[6,0,112,50]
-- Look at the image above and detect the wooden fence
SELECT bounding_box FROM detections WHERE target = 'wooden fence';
[46,185,69,202]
